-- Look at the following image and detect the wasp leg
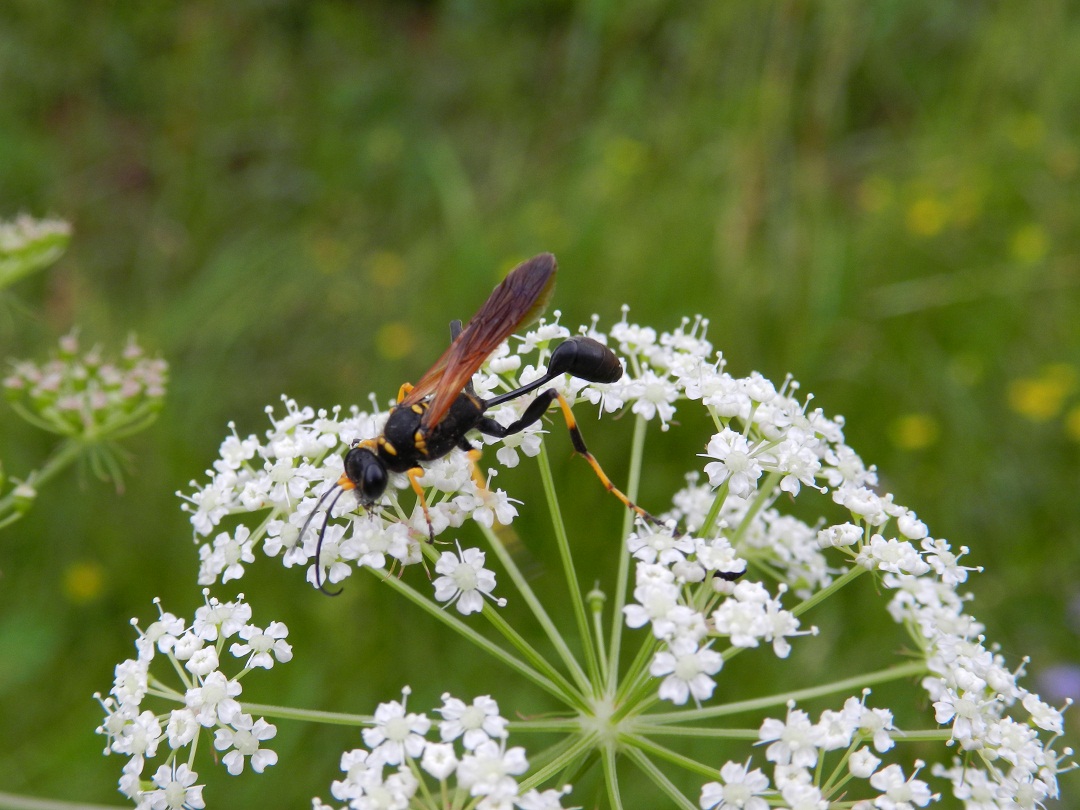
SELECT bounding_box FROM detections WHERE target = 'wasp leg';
[407,467,436,542]
[478,390,668,531]
[396,382,415,404]
[465,447,488,491]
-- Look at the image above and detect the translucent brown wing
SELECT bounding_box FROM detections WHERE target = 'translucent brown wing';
[402,253,557,429]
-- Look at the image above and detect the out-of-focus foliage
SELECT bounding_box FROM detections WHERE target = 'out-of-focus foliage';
[1,1,1078,805]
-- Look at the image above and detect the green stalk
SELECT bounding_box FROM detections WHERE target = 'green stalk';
[641,660,928,725]
[517,730,599,793]
[479,521,592,699]
[602,744,625,810]
[606,414,649,694]
[376,570,574,706]
[240,702,371,726]
[536,443,601,694]
[623,747,698,810]
[790,563,868,618]
[620,733,720,780]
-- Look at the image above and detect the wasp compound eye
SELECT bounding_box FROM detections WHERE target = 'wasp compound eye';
[344,446,388,504]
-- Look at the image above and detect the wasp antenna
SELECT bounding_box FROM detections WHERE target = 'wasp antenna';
[307,484,348,596]
[297,481,342,547]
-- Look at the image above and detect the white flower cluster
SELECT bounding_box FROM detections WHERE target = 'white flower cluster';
[96,593,291,808]
[171,308,1071,808]
[697,694,937,810]
[3,330,167,437]
[314,688,573,810]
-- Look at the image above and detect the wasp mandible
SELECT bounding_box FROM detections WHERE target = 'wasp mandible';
[303,253,663,590]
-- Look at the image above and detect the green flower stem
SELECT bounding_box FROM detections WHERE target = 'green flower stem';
[375,567,577,707]
[602,745,625,810]
[623,746,698,810]
[698,478,729,540]
[820,739,861,795]
[589,589,610,686]
[729,470,781,547]
[241,702,372,726]
[478,521,592,700]
[517,729,598,793]
[0,438,85,528]
[614,649,670,723]
[887,729,955,742]
[479,600,589,713]
[506,717,582,733]
[642,659,928,725]
[628,724,760,740]
[612,625,662,708]
[0,791,120,810]
[790,563,869,618]
[95,404,162,441]
[536,442,602,693]
[5,400,67,434]
[621,732,722,780]
[606,414,649,696]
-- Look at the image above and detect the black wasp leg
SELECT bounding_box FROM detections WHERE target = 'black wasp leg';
[477,389,560,438]
[479,389,669,532]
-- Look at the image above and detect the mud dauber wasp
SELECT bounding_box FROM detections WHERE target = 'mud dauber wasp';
[302,252,665,591]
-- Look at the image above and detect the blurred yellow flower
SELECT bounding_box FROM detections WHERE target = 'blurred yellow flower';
[906,197,948,237]
[1065,404,1080,443]
[63,560,106,604]
[376,321,417,361]
[1007,364,1077,421]
[1010,224,1048,265]
[367,251,406,289]
[888,413,940,451]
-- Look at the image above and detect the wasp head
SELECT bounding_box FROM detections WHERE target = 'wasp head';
[341,445,389,505]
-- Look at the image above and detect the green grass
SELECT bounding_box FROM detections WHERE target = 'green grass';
[1,1,1079,805]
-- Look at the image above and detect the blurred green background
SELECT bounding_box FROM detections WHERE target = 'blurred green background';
[2,1,1079,805]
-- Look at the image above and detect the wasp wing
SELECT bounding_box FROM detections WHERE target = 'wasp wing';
[402,253,557,429]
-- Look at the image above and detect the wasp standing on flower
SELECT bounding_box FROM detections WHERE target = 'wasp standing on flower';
[300,252,667,591]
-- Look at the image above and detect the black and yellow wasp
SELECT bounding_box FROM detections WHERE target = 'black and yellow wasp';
[303,253,662,589]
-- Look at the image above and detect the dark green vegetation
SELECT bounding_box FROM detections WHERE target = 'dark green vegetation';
[2,1,1078,805]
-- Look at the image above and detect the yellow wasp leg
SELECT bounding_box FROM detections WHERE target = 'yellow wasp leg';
[407,467,435,542]
[555,392,667,531]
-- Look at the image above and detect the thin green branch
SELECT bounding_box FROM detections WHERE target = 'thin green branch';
[642,660,928,725]
[240,702,371,726]
[478,521,591,701]
[607,414,648,694]
[536,443,601,693]
[518,730,599,793]
[629,724,760,740]
[622,746,699,810]
[375,569,573,706]
[621,733,720,780]
[0,791,121,810]
[602,744,625,810]
[790,564,869,618]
